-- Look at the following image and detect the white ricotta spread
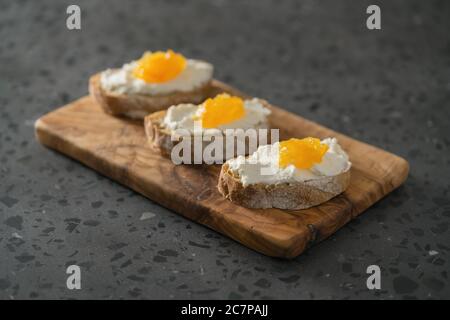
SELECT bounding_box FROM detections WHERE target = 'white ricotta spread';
[100,59,213,95]
[162,98,271,135]
[226,138,351,186]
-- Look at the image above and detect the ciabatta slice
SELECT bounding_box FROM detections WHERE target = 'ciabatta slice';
[217,163,350,210]
[144,110,271,161]
[89,73,214,119]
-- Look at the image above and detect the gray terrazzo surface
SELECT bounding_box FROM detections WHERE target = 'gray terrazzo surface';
[0,0,449,299]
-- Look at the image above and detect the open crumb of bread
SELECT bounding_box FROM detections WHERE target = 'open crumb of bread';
[217,163,351,210]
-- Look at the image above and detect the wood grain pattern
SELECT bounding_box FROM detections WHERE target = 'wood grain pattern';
[35,81,409,258]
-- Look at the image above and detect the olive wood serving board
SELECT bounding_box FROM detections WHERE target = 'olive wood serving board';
[35,80,409,258]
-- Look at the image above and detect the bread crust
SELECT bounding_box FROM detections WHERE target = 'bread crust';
[217,163,351,210]
[144,110,176,157]
[89,72,214,119]
[144,109,272,162]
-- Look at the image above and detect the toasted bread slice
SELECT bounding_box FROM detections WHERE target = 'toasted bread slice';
[144,109,271,162]
[217,163,351,210]
[89,73,214,119]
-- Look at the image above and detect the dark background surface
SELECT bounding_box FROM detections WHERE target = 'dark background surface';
[1,0,449,299]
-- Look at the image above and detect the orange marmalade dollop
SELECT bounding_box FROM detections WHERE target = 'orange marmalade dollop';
[279,137,329,170]
[200,93,245,128]
[132,50,186,83]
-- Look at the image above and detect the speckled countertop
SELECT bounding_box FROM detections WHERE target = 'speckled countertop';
[0,0,449,300]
